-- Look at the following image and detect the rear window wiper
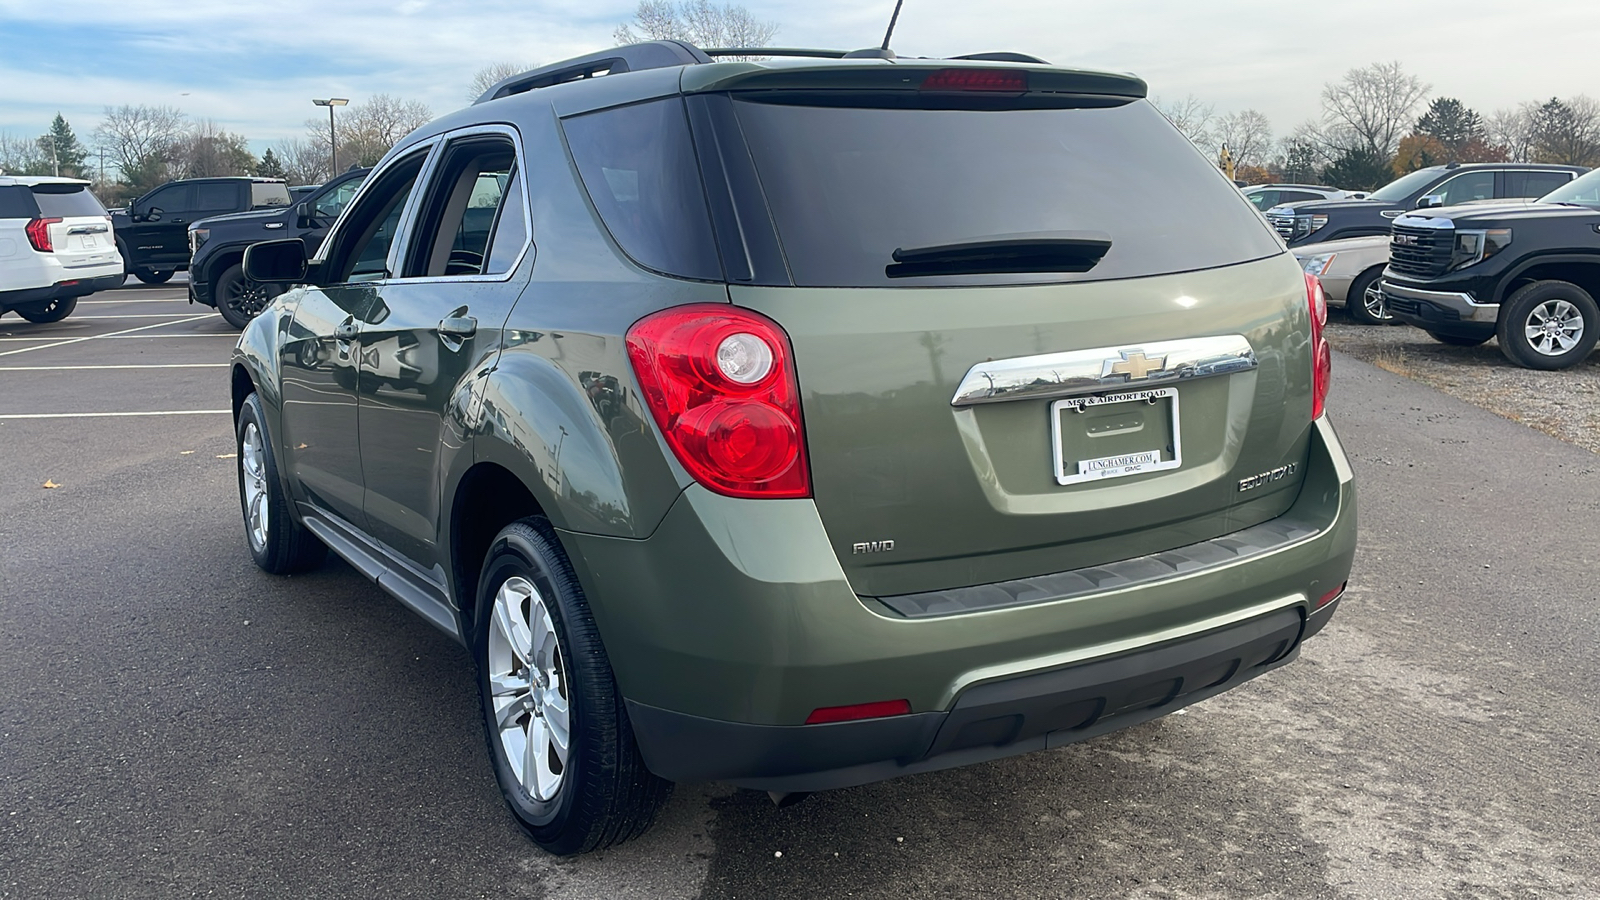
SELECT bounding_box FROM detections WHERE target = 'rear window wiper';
[887,231,1112,278]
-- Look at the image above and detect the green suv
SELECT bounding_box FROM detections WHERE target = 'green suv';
[232,40,1356,855]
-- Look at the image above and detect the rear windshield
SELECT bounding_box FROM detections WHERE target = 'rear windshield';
[251,182,291,208]
[31,183,107,218]
[731,99,1283,287]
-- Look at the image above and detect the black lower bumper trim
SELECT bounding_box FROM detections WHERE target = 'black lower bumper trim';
[0,273,122,310]
[628,605,1308,792]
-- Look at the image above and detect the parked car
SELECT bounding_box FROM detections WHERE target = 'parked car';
[1296,235,1395,324]
[189,168,369,328]
[1381,168,1600,369]
[1267,163,1586,247]
[110,177,292,284]
[0,176,123,322]
[1243,183,1365,212]
[231,40,1356,855]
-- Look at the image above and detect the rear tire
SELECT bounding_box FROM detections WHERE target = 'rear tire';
[473,518,670,855]
[1426,330,1492,347]
[133,268,173,285]
[236,392,326,574]
[15,295,77,324]
[215,263,280,330]
[1345,269,1395,326]
[1497,280,1600,370]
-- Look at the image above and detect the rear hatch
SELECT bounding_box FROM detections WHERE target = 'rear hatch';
[30,182,118,271]
[564,62,1317,599]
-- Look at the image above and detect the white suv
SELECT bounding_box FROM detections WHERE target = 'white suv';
[0,176,124,323]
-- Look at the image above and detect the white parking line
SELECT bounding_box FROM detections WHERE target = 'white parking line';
[0,315,213,358]
[0,410,230,420]
[0,364,228,371]
[78,298,193,304]
[0,333,233,342]
[59,314,212,320]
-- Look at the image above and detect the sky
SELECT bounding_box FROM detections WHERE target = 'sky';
[2,0,1598,156]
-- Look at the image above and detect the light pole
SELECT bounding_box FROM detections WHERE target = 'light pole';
[311,98,348,179]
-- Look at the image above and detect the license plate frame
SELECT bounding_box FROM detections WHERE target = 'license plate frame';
[1050,387,1182,486]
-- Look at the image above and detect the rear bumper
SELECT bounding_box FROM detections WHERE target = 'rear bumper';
[0,272,123,310]
[630,598,1336,791]
[563,417,1356,787]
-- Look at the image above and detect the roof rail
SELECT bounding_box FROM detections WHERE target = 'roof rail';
[702,47,847,59]
[474,41,1057,105]
[950,51,1050,64]
[475,40,711,104]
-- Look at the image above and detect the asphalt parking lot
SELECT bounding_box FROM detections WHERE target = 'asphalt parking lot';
[3,279,1599,899]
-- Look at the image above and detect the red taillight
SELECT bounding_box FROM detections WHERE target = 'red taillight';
[25,217,61,253]
[805,699,912,725]
[920,68,1028,92]
[626,304,810,499]
[1316,582,1346,610]
[1306,272,1331,420]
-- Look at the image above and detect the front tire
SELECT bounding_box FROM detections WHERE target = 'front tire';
[1426,330,1492,347]
[215,263,281,330]
[473,518,670,855]
[15,295,77,323]
[1497,280,1600,370]
[1345,269,1395,326]
[236,392,326,574]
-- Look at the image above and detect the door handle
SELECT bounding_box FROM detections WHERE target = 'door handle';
[335,320,359,340]
[439,315,477,339]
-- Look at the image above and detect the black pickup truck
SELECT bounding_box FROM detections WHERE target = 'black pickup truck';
[187,168,368,327]
[1266,163,1586,248]
[111,177,292,285]
[1381,168,1600,369]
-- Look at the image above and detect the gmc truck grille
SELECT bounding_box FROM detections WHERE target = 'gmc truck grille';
[1266,213,1296,241]
[1389,224,1453,279]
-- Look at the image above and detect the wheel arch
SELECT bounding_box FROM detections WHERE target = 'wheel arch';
[448,462,549,638]
[1496,254,1600,304]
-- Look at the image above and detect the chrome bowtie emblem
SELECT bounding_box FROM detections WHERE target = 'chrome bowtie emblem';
[1102,350,1168,381]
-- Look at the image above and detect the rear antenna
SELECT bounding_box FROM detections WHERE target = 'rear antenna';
[881,0,905,51]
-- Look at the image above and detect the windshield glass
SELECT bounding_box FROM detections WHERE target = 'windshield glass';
[731,99,1282,287]
[1539,169,1600,207]
[1368,168,1443,203]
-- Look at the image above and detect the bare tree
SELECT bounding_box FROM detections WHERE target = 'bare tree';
[275,138,331,185]
[305,94,432,171]
[469,61,537,102]
[1318,61,1429,158]
[169,119,255,179]
[1486,107,1535,162]
[0,132,48,175]
[1152,95,1215,150]
[96,104,187,190]
[614,0,777,56]
[1214,109,1274,167]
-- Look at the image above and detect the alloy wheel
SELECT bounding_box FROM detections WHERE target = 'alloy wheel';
[224,279,272,321]
[241,422,269,551]
[487,575,570,802]
[1525,299,1585,356]
[1361,282,1392,322]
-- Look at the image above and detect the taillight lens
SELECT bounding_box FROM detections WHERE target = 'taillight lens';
[25,217,61,253]
[920,68,1028,92]
[626,304,810,499]
[1306,272,1331,419]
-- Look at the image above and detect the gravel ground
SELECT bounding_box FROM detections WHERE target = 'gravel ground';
[1325,311,1600,453]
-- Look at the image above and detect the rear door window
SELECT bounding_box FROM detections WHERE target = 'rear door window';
[193,182,240,215]
[1507,170,1573,198]
[728,99,1282,287]
[30,184,107,218]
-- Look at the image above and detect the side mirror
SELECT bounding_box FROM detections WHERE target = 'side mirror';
[295,201,314,228]
[144,206,164,222]
[1416,194,1444,210]
[243,238,309,283]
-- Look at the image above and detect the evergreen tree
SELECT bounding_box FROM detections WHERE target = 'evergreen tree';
[1415,98,1485,156]
[1320,146,1393,192]
[256,147,286,179]
[36,114,89,177]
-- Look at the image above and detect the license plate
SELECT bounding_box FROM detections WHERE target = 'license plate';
[1050,387,1182,486]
